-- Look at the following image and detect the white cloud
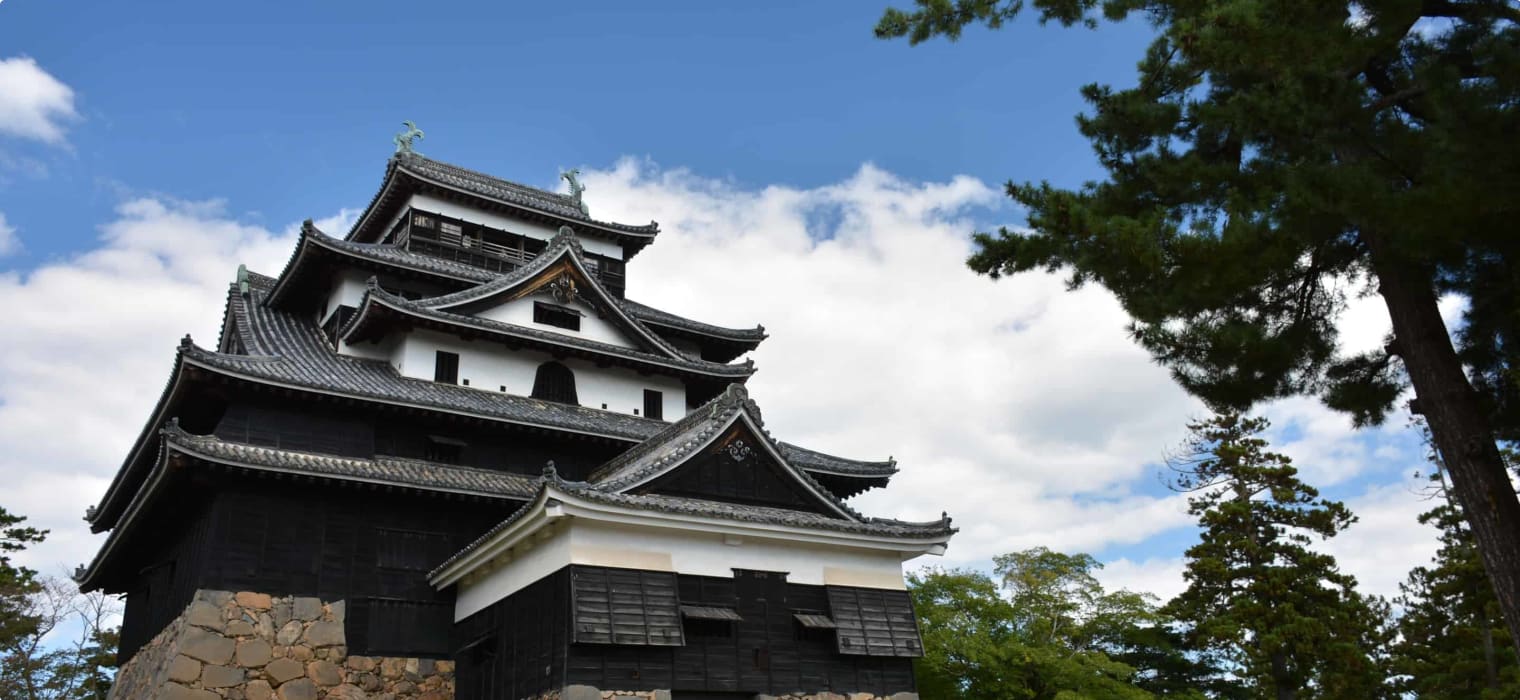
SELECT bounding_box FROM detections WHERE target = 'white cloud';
[0,212,18,256]
[0,57,79,145]
[0,157,1437,612]
[1323,479,1444,600]
[1095,556,1188,602]
[0,198,335,574]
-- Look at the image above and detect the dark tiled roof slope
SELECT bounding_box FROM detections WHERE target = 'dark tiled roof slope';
[352,288,755,378]
[164,423,538,499]
[387,154,658,236]
[621,299,766,343]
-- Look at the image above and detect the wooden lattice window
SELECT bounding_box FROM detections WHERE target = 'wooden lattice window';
[531,361,578,405]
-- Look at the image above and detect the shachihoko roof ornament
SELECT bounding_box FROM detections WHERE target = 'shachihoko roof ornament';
[561,169,589,216]
[393,120,424,155]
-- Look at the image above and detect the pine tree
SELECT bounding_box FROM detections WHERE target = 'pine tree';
[1163,414,1389,699]
[0,506,46,650]
[874,0,1520,644]
[1391,445,1520,698]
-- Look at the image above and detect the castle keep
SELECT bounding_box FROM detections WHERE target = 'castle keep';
[80,143,954,700]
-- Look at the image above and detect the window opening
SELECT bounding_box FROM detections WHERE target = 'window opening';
[643,390,664,420]
[531,362,578,405]
[533,302,581,331]
[434,351,459,384]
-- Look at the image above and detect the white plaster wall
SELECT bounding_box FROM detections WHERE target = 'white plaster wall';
[320,269,373,322]
[455,529,571,620]
[453,516,915,621]
[569,521,911,590]
[407,193,625,259]
[475,296,637,349]
[390,329,687,419]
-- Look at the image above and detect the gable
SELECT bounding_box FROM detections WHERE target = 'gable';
[637,423,837,514]
[451,262,645,351]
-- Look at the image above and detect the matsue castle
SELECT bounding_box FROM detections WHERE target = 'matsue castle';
[79,129,955,700]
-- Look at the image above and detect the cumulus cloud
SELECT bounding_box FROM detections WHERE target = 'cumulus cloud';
[2,157,1438,608]
[0,212,18,256]
[0,57,79,145]
[0,199,351,574]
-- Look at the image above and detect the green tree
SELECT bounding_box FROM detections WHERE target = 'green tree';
[1391,444,1520,698]
[875,0,1520,643]
[1,505,47,649]
[910,549,1224,699]
[1163,414,1388,699]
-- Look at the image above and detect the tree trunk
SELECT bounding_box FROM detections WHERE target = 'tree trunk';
[1270,650,1296,700]
[1363,230,1520,649]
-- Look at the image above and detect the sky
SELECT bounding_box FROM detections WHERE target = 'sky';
[0,1,1450,610]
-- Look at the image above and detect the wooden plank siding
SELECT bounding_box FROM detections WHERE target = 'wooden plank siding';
[115,473,513,663]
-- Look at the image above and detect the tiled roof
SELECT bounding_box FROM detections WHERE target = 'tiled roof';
[588,384,867,521]
[388,154,658,236]
[429,470,957,581]
[350,287,756,379]
[621,299,767,344]
[163,423,539,499]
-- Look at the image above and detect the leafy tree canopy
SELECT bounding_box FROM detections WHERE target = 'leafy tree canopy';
[1164,414,1392,699]
[876,0,1520,646]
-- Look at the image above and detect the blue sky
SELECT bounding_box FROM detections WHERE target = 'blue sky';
[0,1,1440,604]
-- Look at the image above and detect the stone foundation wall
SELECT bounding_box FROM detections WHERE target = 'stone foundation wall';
[108,590,454,700]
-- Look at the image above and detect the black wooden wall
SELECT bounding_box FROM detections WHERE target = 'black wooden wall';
[214,398,618,480]
[453,565,915,698]
[116,473,515,663]
[452,569,572,700]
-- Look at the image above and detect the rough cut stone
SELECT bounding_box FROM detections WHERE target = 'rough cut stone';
[236,638,273,667]
[179,628,235,665]
[326,683,368,699]
[272,599,293,628]
[563,685,602,700]
[255,611,275,638]
[167,654,202,683]
[161,681,221,700]
[307,659,343,686]
[185,601,224,631]
[266,657,305,684]
[201,664,244,688]
[226,619,256,636]
[327,600,346,623]
[288,645,313,661]
[303,620,344,647]
[235,591,273,610]
[276,678,318,700]
[275,620,303,646]
[292,596,323,621]
[244,679,274,700]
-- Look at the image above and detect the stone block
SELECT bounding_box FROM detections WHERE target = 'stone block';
[201,663,244,688]
[246,679,274,700]
[266,657,305,684]
[303,620,344,647]
[167,654,202,683]
[236,591,273,610]
[161,681,221,700]
[346,655,376,673]
[275,620,303,646]
[226,619,256,636]
[272,598,293,628]
[888,694,919,700]
[180,628,235,665]
[652,692,672,700]
[326,684,368,699]
[328,599,346,622]
[276,678,318,700]
[288,645,313,661]
[255,611,275,638]
[434,659,453,674]
[563,685,602,700]
[307,659,343,686]
[292,596,323,621]
[237,638,273,667]
[186,600,225,631]
[199,589,234,607]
